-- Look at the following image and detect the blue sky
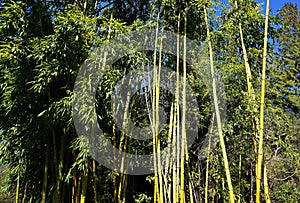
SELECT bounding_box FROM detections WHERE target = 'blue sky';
[258,0,299,14]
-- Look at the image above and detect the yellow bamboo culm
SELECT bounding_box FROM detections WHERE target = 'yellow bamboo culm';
[179,8,188,203]
[15,158,21,203]
[173,12,181,203]
[234,0,259,160]
[234,1,272,202]
[234,0,255,96]
[256,0,270,202]
[80,170,88,203]
[205,114,214,203]
[152,11,160,203]
[263,162,271,203]
[157,24,164,203]
[233,4,260,191]
[203,5,235,203]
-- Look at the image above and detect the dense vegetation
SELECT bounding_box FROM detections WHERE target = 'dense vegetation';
[0,0,299,202]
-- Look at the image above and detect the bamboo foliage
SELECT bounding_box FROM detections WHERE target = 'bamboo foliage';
[1,1,298,202]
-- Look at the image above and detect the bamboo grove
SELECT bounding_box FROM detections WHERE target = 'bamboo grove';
[0,0,299,202]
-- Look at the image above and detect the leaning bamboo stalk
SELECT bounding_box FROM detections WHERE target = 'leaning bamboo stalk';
[238,144,242,203]
[205,114,215,203]
[180,9,188,203]
[234,0,255,97]
[165,102,174,202]
[21,182,27,203]
[256,0,270,202]
[152,11,160,203]
[175,12,181,203]
[234,0,258,158]
[233,6,259,197]
[15,157,21,203]
[157,24,165,203]
[203,5,235,203]
[263,162,271,203]
[234,1,271,201]
[117,77,132,202]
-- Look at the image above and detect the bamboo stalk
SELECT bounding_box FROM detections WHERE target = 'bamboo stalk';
[56,134,65,202]
[205,114,214,203]
[77,171,81,203]
[175,12,181,203]
[263,162,271,203]
[21,182,27,203]
[118,95,131,202]
[234,0,259,155]
[79,170,88,203]
[251,162,254,203]
[15,157,21,203]
[172,103,178,203]
[157,24,164,203]
[234,1,271,202]
[256,0,270,201]
[117,66,135,203]
[234,0,259,185]
[41,138,50,203]
[180,8,188,203]
[188,180,194,203]
[203,5,235,203]
[92,146,97,202]
[238,144,242,203]
[152,11,160,203]
[73,169,78,203]
[234,0,255,96]
[47,86,59,203]
[166,102,174,203]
